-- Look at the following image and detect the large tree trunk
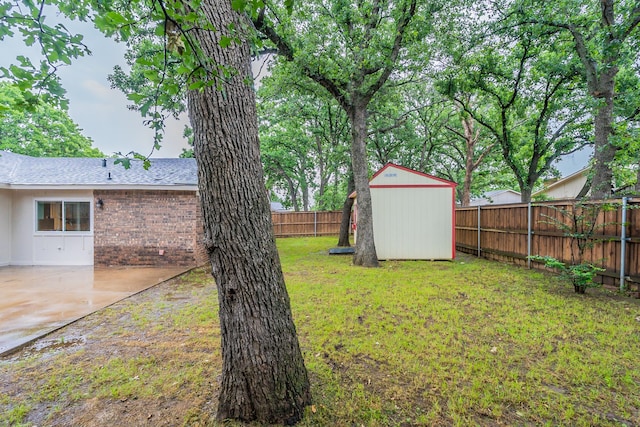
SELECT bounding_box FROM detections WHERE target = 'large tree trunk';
[520,185,532,203]
[585,1,618,200]
[187,2,310,423]
[301,181,309,211]
[283,173,300,211]
[460,115,475,207]
[590,93,616,199]
[349,102,379,266]
[337,172,355,247]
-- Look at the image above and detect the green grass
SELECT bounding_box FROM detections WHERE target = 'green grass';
[282,237,640,426]
[1,236,639,426]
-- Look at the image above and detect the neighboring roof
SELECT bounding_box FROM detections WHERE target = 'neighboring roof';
[270,201,289,212]
[469,189,521,206]
[0,151,197,189]
[532,167,590,197]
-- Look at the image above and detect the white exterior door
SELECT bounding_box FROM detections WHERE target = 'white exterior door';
[31,198,94,265]
[33,234,94,265]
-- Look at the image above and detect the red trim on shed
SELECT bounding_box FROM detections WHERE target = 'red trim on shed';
[370,184,454,189]
[371,163,457,187]
[353,163,458,260]
[451,187,456,259]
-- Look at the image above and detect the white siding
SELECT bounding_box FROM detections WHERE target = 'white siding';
[0,190,11,266]
[372,187,453,260]
[542,175,587,200]
[11,190,94,265]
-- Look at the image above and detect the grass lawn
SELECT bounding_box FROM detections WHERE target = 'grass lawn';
[1,236,640,426]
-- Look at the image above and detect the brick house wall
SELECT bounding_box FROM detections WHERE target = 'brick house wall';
[93,189,208,267]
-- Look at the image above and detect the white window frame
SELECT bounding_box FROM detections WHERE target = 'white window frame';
[34,198,94,235]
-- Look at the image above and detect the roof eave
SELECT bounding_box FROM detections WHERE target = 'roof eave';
[4,184,198,191]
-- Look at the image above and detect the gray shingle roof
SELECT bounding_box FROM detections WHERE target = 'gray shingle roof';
[0,151,197,187]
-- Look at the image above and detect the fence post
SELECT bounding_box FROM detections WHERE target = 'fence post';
[620,197,628,291]
[477,206,481,257]
[314,211,318,237]
[527,202,532,269]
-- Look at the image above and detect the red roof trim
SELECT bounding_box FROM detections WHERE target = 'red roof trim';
[370,163,457,187]
[370,184,453,189]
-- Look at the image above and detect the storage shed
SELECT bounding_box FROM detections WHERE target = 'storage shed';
[353,163,457,260]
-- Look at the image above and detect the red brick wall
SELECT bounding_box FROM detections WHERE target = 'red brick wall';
[94,190,207,267]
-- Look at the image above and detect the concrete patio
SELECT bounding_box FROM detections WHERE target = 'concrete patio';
[0,265,189,355]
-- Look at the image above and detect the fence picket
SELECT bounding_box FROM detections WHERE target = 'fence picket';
[271,211,343,238]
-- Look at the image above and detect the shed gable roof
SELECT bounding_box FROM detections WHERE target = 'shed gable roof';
[0,151,197,188]
[369,163,457,188]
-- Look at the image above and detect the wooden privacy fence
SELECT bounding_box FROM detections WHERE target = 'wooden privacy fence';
[455,198,640,291]
[271,211,343,237]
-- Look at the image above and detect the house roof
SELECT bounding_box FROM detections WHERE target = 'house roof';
[468,189,521,206]
[482,189,520,198]
[270,201,289,212]
[0,151,197,189]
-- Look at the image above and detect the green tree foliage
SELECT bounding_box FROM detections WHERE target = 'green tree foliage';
[391,86,509,205]
[507,0,640,198]
[0,82,103,157]
[254,0,447,266]
[257,62,351,211]
[0,0,92,110]
[438,27,592,202]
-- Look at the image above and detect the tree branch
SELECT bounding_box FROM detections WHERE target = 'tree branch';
[362,0,417,99]
[252,7,350,110]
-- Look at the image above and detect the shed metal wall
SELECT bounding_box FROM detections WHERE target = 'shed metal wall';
[364,164,456,260]
[372,187,454,259]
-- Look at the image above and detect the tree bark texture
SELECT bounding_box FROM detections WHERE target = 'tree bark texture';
[349,102,379,266]
[337,172,355,247]
[187,1,311,423]
[461,115,476,207]
[590,93,616,199]
[574,0,619,200]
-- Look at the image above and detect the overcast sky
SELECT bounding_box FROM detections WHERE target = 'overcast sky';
[2,15,589,173]
[2,17,190,158]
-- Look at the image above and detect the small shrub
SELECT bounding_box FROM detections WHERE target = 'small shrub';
[529,255,605,293]
[532,199,616,294]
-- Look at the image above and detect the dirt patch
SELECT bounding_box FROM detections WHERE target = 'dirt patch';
[0,267,220,427]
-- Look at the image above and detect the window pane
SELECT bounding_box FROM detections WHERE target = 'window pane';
[64,202,91,232]
[36,201,62,231]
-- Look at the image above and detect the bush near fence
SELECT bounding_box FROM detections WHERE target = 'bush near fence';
[455,198,640,292]
[271,211,343,237]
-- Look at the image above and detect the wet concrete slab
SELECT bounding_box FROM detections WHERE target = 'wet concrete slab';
[0,266,188,355]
